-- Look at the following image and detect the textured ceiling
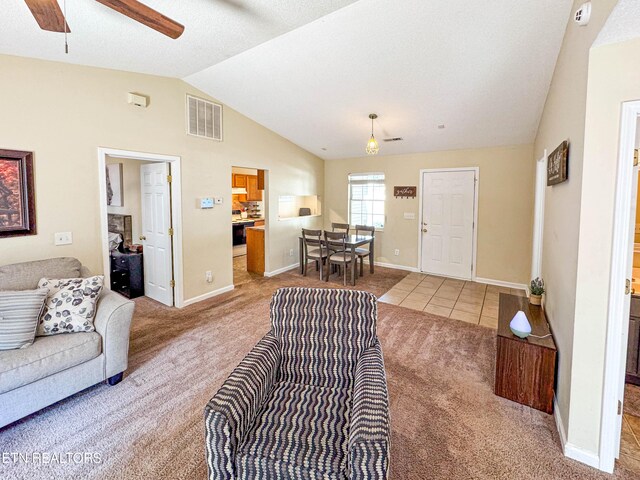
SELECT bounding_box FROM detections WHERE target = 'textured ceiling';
[0,0,357,77]
[186,0,573,159]
[1,0,573,160]
[594,0,640,47]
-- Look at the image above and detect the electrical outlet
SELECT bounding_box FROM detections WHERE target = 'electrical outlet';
[394,249,400,256]
[289,249,294,257]
[205,271,213,283]
[54,232,73,246]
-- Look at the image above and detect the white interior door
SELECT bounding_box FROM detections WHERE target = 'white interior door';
[421,170,476,279]
[618,165,640,457]
[140,163,173,306]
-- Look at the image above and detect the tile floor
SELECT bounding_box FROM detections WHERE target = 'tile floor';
[620,412,640,473]
[378,272,526,329]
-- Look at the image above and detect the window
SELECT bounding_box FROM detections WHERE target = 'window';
[348,173,385,228]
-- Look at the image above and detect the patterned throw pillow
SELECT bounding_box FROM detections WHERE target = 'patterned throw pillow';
[0,289,48,350]
[37,276,104,336]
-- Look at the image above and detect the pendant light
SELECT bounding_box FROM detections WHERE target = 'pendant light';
[365,113,379,155]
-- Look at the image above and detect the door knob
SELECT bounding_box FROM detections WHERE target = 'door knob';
[139,235,146,241]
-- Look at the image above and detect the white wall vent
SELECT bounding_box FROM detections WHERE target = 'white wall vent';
[186,94,222,141]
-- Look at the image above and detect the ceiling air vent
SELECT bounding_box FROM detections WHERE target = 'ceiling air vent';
[383,137,403,142]
[187,94,222,141]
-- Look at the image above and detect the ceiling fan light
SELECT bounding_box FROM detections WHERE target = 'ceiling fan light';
[366,135,379,155]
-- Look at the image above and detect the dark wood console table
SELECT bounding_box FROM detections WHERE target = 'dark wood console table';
[495,293,557,414]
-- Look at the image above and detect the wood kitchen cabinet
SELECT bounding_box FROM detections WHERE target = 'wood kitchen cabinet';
[246,226,265,274]
[246,175,262,201]
[232,174,247,188]
[257,170,265,190]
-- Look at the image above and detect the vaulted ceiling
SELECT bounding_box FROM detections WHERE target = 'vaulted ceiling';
[2,0,574,160]
[1,0,358,77]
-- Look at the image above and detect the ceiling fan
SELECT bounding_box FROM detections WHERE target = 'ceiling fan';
[24,0,184,39]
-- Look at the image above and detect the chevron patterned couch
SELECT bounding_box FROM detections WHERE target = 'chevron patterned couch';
[204,287,390,479]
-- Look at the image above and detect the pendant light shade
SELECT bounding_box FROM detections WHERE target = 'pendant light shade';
[365,113,379,155]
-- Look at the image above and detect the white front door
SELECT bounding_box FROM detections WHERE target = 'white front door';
[140,163,173,306]
[421,170,476,279]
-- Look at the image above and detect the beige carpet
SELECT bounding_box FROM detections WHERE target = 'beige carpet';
[0,267,636,479]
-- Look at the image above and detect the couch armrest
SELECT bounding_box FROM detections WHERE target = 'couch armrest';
[93,289,135,379]
[204,333,280,480]
[349,340,390,480]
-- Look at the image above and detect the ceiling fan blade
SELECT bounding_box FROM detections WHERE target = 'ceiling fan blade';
[95,0,184,39]
[24,0,70,32]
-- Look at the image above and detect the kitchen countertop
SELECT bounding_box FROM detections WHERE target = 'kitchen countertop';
[231,217,264,224]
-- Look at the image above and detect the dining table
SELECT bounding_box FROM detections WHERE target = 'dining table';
[298,234,374,286]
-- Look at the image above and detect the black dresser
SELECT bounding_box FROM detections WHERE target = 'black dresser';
[110,252,144,299]
[627,295,640,385]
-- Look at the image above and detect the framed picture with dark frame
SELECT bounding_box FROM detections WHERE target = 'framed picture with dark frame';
[0,149,36,238]
[547,140,569,186]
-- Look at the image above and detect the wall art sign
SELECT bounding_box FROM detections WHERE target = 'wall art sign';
[547,140,569,186]
[0,149,36,238]
[393,186,416,198]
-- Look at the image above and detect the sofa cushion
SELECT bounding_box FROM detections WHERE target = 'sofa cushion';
[0,332,102,394]
[236,381,352,479]
[0,289,48,350]
[37,276,104,336]
[0,258,83,291]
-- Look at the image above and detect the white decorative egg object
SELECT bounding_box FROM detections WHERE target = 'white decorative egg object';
[510,310,532,339]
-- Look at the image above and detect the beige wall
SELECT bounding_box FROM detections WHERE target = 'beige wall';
[0,54,323,302]
[532,0,617,441]
[569,37,640,456]
[324,144,535,285]
[105,157,153,243]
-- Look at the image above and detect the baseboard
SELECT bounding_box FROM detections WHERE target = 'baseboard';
[554,395,568,450]
[474,276,528,292]
[264,263,299,277]
[182,285,234,307]
[363,260,420,273]
[553,395,601,469]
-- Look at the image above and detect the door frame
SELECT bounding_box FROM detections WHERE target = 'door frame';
[417,167,479,280]
[230,166,271,276]
[97,147,184,308]
[531,149,547,281]
[600,100,640,472]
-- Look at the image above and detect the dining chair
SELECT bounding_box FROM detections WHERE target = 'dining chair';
[331,222,350,235]
[355,224,375,276]
[324,231,354,286]
[301,228,327,280]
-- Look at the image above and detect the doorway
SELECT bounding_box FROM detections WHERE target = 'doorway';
[419,168,478,279]
[601,102,640,472]
[231,166,267,286]
[98,148,184,307]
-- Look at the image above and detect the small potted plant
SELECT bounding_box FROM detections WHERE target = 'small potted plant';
[530,277,545,305]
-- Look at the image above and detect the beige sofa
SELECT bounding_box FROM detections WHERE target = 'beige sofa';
[0,257,135,428]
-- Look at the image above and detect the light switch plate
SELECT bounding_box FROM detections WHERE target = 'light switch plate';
[403,212,416,220]
[54,232,73,246]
